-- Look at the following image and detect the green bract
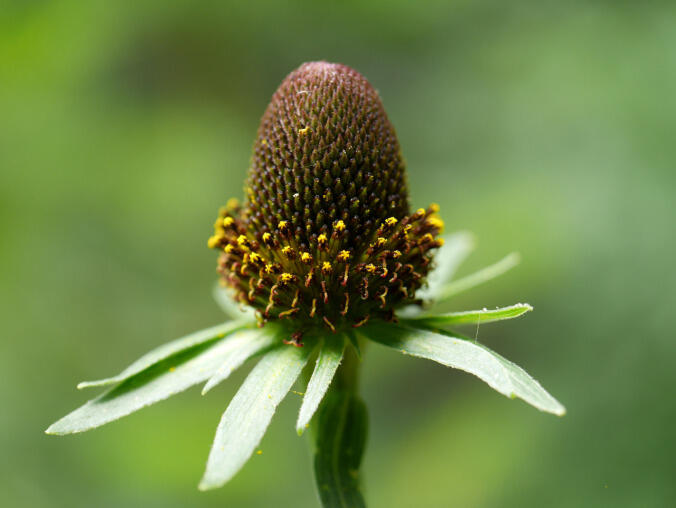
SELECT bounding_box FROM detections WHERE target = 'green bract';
[47,62,564,508]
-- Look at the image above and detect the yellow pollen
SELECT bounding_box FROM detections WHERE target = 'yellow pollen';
[427,217,445,232]
[416,208,426,217]
[334,220,346,232]
[322,261,332,273]
[393,250,402,258]
[281,246,293,257]
[278,220,288,230]
[264,263,274,273]
[207,235,220,249]
[298,126,310,135]
[222,217,234,228]
[301,252,312,263]
[376,237,387,247]
[262,232,272,243]
[237,235,249,246]
[338,250,351,261]
[385,217,398,226]
[317,233,328,244]
[365,264,376,273]
[224,244,234,253]
[280,273,294,283]
[249,252,262,264]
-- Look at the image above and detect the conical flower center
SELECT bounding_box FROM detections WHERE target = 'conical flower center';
[208,62,443,341]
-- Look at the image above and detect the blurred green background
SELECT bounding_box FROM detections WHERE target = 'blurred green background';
[2,1,674,507]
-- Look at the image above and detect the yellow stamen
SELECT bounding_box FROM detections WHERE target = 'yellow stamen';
[385,217,398,226]
[224,244,234,253]
[334,220,346,232]
[429,203,440,213]
[222,217,234,228]
[416,208,426,217]
[301,252,312,263]
[427,216,445,232]
[393,250,402,258]
[281,246,293,257]
[280,273,294,284]
[337,250,351,262]
[322,261,332,273]
[365,264,376,273]
[278,220,288,231]
[298,126,310,135]
[237,235,249,246]
[262,232,272,243]
[317,233,328,244]
[207,235,221,249]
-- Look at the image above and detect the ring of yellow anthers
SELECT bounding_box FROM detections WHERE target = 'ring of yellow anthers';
[208,202,444,342]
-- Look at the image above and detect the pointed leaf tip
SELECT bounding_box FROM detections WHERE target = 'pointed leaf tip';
[365,321,565,416]
[199,345,310,490]
[296,338,345,435]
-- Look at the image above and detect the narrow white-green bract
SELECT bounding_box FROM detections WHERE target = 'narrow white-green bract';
[199,344,310,490]
[364,321,565,416]
[417,231,474,300]
[46,327,261,435]
[213,284,257,321]
[77,321,245,389]
[201,328,278,394]
[434,252,520,302]
[297,337,345,435]
[407,303,533,327]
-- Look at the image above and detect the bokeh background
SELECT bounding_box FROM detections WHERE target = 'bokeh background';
[2,1,674,507]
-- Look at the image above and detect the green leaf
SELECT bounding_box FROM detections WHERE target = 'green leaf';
[77,321,246,389]
[199,344,310,490]
[46,329,265,435]
[313,388,368,508]
[213,283,256,321]
[201,327,279,394]
[407,303,533,327]
[297,338,345,435]
[417,231,475,300]
[435,252,521,302]
[364,321,565,416]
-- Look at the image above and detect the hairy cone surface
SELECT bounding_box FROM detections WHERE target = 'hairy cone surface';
[208,62,443,342]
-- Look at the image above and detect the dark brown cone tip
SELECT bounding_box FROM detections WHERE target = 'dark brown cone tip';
[208,62,443,338]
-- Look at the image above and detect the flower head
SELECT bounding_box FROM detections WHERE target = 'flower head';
[208,62,443,338]
[48,62,564,505]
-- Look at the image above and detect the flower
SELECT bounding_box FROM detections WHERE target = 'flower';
[47,62,564,506]
[208,62,443,343]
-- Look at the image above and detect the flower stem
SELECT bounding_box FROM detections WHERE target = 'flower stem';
[310,337,368,508]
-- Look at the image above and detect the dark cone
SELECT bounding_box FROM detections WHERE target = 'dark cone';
[209,62,443,337]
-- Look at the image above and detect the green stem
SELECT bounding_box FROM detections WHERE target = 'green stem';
[311,337,368,508]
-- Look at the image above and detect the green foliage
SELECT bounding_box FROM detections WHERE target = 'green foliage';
[297,337,346,435]
[47,325,258,434]
[76,321,246,389]
[199,345,310,490]
[434,253,521,302]
[408,303,532,327]
[313,387,368,508]
[364,321,565,416]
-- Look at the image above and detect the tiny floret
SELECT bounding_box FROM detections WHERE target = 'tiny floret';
[334,220,346,232]
[338,250,351,261]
